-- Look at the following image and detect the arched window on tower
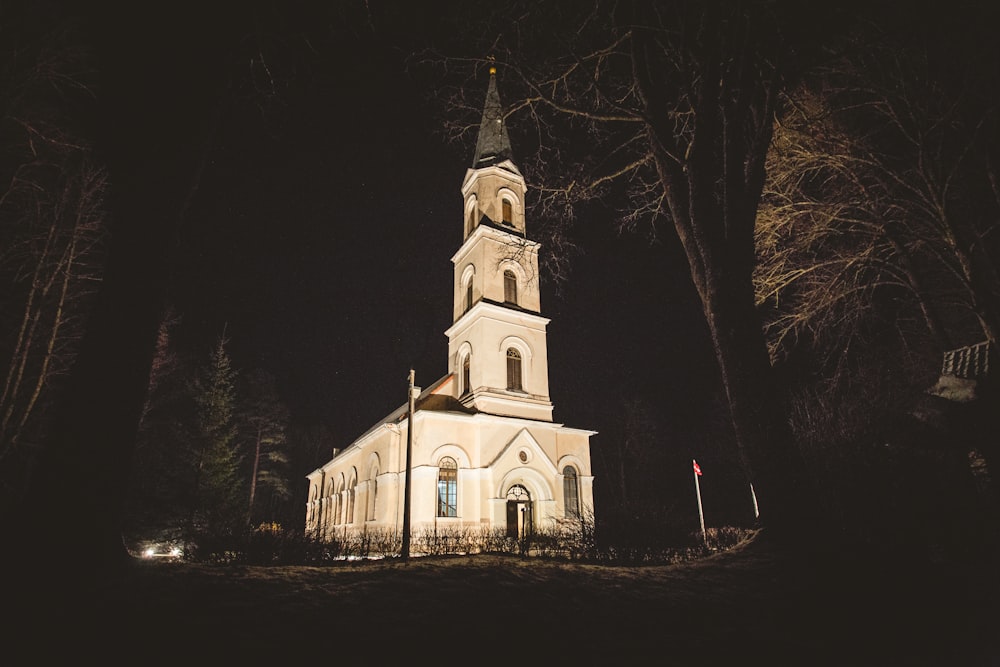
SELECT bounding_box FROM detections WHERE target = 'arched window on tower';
[462,355,471,396]
[563,466,580,519]
[503,270,517,305]
[465,278,473,313]
[437,457,458,517]
[506,348,523,391]
[502,198,513,224]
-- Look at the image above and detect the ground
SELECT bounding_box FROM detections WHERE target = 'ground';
[10,531,999,665]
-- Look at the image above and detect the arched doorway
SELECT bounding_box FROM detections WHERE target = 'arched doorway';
[505,484,532,538]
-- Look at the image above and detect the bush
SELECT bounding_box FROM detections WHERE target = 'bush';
[172,514,753,566]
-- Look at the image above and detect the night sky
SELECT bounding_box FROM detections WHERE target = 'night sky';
[118,3,721,464]
[8,0,731,519]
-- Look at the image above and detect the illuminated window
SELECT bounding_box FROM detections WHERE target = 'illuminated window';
[437,457,458,517]
[563,466,580,519]
[503,270,517,305]
[502,198,512,224]
[462,355,471,396]
[506,348,522,391]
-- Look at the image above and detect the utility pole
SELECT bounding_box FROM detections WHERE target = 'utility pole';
[401,369,416,560]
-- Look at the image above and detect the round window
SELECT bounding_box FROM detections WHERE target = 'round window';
[518,450,528,463]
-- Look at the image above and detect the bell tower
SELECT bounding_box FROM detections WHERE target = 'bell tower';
[445,67,554,421]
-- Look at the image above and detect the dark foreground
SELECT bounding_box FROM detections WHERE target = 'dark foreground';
[10,531,1000,665]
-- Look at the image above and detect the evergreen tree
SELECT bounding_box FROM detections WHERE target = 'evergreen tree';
[189,333,244,534]
[126,308,192,539]
[238,369,291,528]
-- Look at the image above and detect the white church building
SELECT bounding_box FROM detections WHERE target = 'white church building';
[305,70,595,542]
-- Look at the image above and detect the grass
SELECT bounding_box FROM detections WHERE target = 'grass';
[10,530,999,665]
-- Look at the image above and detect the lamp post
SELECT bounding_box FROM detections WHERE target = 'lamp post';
[401,369,416,560]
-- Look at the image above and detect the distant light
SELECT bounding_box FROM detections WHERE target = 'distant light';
[170,547,182,557]
[143,548,154,558]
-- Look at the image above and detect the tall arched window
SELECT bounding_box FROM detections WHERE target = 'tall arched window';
[368,477,378,521]
[503,270,517,305]
[506,348,523,391]
[347,478,356,524]
[465,279,473,313]
[502,198,513,224]
[437,457,458,517]
[462,355,471,396]
[563,466,580,519]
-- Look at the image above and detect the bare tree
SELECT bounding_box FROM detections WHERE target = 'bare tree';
[753,13,1000,543]
[7,2,333,571]
[756,35,1000,377]
[422,0,848,535]
[0,13,108,509]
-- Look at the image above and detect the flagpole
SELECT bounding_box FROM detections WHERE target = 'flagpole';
[694,459,706,546]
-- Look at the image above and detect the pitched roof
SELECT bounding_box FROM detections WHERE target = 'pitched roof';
[472,68,514,168]
[350,374,478,446]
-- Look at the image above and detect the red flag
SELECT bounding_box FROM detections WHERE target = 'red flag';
[693,460,702,476]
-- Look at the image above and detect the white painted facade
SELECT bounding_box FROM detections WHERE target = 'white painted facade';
[305,72,595,541]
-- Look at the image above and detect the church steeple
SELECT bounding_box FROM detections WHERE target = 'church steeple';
[460,66,526,240]
[473,66,514,168]
[447,69,554,422]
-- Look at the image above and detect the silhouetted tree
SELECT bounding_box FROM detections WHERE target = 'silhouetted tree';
[0,5,108,516]
[425,0,856,536]
[238,368,291,527]
[125,308,192,539]
[757,22,1000,374]
[188,333,244,535]
[755,9,1000,546]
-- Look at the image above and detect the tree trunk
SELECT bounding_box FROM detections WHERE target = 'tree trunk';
[12,222,79,447]
[701,270,813,533]
[635,18,821,540]
[248,427,262,526]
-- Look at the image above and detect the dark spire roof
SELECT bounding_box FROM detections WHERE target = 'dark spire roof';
[472,67,514,168]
